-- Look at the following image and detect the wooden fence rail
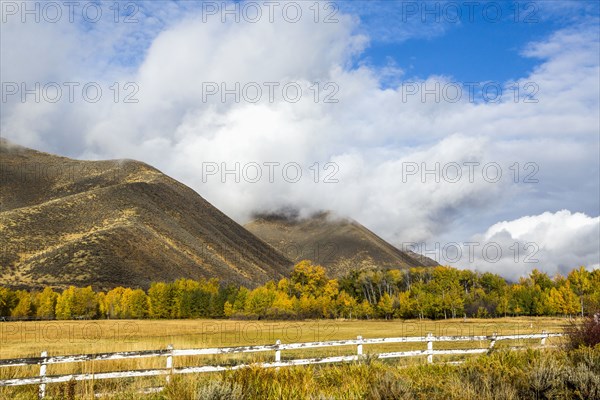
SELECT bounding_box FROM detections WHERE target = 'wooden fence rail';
[0,331,562,398]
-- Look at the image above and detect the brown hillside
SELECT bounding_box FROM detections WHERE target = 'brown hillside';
[244,211,438,277]
[0,139,291,290]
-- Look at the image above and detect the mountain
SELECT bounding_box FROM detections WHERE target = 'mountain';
[244,211,438,276]
[0,139,291,290]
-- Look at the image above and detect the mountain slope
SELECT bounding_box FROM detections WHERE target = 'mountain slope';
[0,139,291,290]
[244,211,438,276]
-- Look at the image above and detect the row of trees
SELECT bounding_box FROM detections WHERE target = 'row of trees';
[223,263,599,320]
[0,279,228,320]
[338,265,598,319]
[1,262,598,320]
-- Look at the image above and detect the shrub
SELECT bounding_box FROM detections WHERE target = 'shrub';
[565,346,600,399]
[565,312,600,349]
[565,362,600,400]
[196,380,245,400]
[569,345,600,374]
[524,354,566,399]
[365,370,412,400]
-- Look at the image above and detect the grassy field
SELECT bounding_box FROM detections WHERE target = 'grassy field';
[0,316,567,358]
[0,317,572,399]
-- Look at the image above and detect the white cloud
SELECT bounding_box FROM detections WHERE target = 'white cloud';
[460,210,600,280]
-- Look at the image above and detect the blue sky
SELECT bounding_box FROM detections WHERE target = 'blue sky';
[344,1,599,84]
[365,19,545,83]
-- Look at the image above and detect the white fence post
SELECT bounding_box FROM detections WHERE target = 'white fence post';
[165,344,173,384]
[357,335,363,358]
[540,330,547,346]
[275,340,281,362]
[427,333,433,364]
[489,332,497,349]
[38,351,47,399]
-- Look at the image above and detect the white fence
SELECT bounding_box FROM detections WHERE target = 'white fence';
[0,331,562,398]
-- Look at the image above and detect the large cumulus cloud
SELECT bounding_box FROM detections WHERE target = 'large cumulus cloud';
[1,1,598,278]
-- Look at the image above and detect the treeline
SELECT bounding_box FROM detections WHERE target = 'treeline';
[1,262,598,320]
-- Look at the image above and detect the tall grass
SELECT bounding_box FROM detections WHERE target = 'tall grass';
[160,347,598,400]
[0,317,584,399]
[2,347,598,399]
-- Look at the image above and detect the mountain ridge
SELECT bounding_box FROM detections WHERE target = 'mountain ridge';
[245,210,438,277]
[0,139,292,290]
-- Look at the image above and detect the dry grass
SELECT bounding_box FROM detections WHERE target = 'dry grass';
[0,317,569,399]
[0,317,566,357]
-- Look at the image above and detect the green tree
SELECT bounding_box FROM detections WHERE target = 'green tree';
[430,267,464,319]
[295,294,321,318]
[223,301,235,317]
[203,278,222,317]
[55,287,74,319]
[245,285,276,317]
[122,288,148,319]
[530,269,554,291]
[73,286,99,319]
[356,299,374,319]
[148,282,175,318]
[335,290,357,319]
[546,282,579,316]
[56,286,98,319]
[101,287,126,318]
[35,287,58,319]
[589,269,600,311]
[377,292,394,319]
[290,260,328,297]
[509,277,544,316]
[411,284,434,319]
[496,291,510,317]
[0,287,17,317]
[172,279,201,318]
[394,291,415,319]
[11,290,35,318]
[568,266,593,316]
[267,291,296,319]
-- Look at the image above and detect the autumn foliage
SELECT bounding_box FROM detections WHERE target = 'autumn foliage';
[1,263,598,321]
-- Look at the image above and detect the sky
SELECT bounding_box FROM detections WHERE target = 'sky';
[1,0,599,280]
